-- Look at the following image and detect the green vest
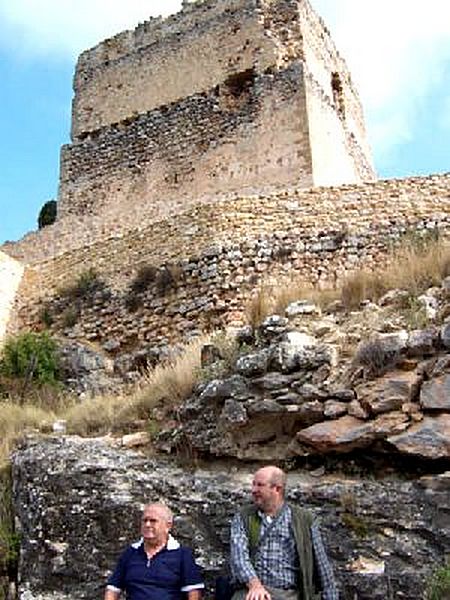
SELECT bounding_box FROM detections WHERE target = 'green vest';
[240,503,321,600]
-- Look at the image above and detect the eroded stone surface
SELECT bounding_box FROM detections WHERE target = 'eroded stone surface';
[11,437,449,600]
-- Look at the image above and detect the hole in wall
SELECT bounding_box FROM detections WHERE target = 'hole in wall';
[331,71,345,118]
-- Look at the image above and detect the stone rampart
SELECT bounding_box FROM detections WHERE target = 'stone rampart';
[59,0,374,227]
[0,252,25,347]
[59,66,312,220]
[9,173,450,354]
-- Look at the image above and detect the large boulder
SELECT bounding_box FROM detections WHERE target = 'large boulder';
[10,437,449,600]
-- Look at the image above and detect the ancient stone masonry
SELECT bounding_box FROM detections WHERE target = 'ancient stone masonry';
[0,252,24,347]
[58,0,375,227]
[10,174,450,355]
[1,0,449,350]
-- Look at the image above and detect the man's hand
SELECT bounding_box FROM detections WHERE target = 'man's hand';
[245,577,271,600]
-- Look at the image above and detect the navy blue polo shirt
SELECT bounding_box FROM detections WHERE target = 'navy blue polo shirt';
[107,536,204,599]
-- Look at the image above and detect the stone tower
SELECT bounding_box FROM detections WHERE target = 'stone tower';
[58,0,375,227]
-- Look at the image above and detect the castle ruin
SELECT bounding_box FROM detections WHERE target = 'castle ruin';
[58,0,375,226]
[1,0,449,355]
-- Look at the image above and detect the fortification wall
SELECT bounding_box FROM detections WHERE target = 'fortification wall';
[0,252,25,347]
[59,66,312,220]
[63,0,374,226]
[297,1,375,185]
[11,173,450,353]
[71,0,278,138]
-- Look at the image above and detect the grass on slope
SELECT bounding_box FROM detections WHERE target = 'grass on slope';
[247,237,450,325]
[0,335,210,464]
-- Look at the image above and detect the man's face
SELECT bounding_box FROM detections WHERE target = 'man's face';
[251,470,278,512]
[141,506,171,546]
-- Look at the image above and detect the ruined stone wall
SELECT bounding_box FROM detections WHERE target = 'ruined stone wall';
[59,0,375,228]
[10,173,450,353]
[59,66,312,220]
[71,0,278,138]
[298,1,375,185]
[0,252,24,347]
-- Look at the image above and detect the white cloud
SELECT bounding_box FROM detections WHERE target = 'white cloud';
[1,0,449,171]
[0,0,183,60]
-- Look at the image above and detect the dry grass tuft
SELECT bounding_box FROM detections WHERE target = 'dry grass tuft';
[245,278,339,327]
[0,335,212,458]
[65,335,211,435]
[246,238,450,323]
[341,238,450,310]
[0,403,56,466]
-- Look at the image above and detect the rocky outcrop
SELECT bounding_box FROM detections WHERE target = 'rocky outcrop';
[11,437,450,600]
[158,295,450,462]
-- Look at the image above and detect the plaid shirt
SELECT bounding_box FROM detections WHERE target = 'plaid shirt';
[230,504,338,600]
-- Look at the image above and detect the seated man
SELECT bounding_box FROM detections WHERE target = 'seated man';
[105,502,204,600]
[230,466,338,600]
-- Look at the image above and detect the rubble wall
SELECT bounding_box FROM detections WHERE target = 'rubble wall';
[59,66,312,220]
[9,173,450,352]
[60,0,374,226]
[0,252,24,347]
[71,0,277,138]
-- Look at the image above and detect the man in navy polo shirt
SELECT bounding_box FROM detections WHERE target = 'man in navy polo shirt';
[104,502,204,600]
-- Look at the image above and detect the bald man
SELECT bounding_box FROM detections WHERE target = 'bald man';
[105,503,204,600]
[230,466,338,600]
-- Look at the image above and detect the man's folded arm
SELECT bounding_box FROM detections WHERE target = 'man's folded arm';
[311,520,339,600]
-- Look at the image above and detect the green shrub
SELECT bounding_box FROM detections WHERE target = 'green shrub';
[37,199,57,229]
[0,332,59,385]
[59,268,105,304]
[426,563,450,600]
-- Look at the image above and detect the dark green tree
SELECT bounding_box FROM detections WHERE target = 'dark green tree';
[37,200,57,229]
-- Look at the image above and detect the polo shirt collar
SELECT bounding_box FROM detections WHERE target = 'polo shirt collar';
[131,534,180,551]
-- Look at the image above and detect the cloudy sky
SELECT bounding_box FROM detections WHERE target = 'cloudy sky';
[0,0,449,244]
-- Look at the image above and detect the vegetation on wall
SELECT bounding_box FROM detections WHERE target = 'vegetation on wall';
[246,236,450,326]
[426,561,450,600]
[125,262,184,311]
[58,268,107,304]
[40,269,109,328]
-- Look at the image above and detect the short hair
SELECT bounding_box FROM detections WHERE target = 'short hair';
[142,502,173,523]
[256,466,287,495]
[268,467,287,493]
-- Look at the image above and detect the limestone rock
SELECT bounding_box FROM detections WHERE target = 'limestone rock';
[235,350,270,377]
[406,328,438,357]
[388,415,450,459]
[356,370,421,415]
[11,437,449,600]
[296,416,374,453]
[420,375,450,411]
[219,399,248,425]
[285,300,320,317]
[440,322,450,349]
[324,400,347,419]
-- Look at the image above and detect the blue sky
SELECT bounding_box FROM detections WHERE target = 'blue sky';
[0,0,449,244]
